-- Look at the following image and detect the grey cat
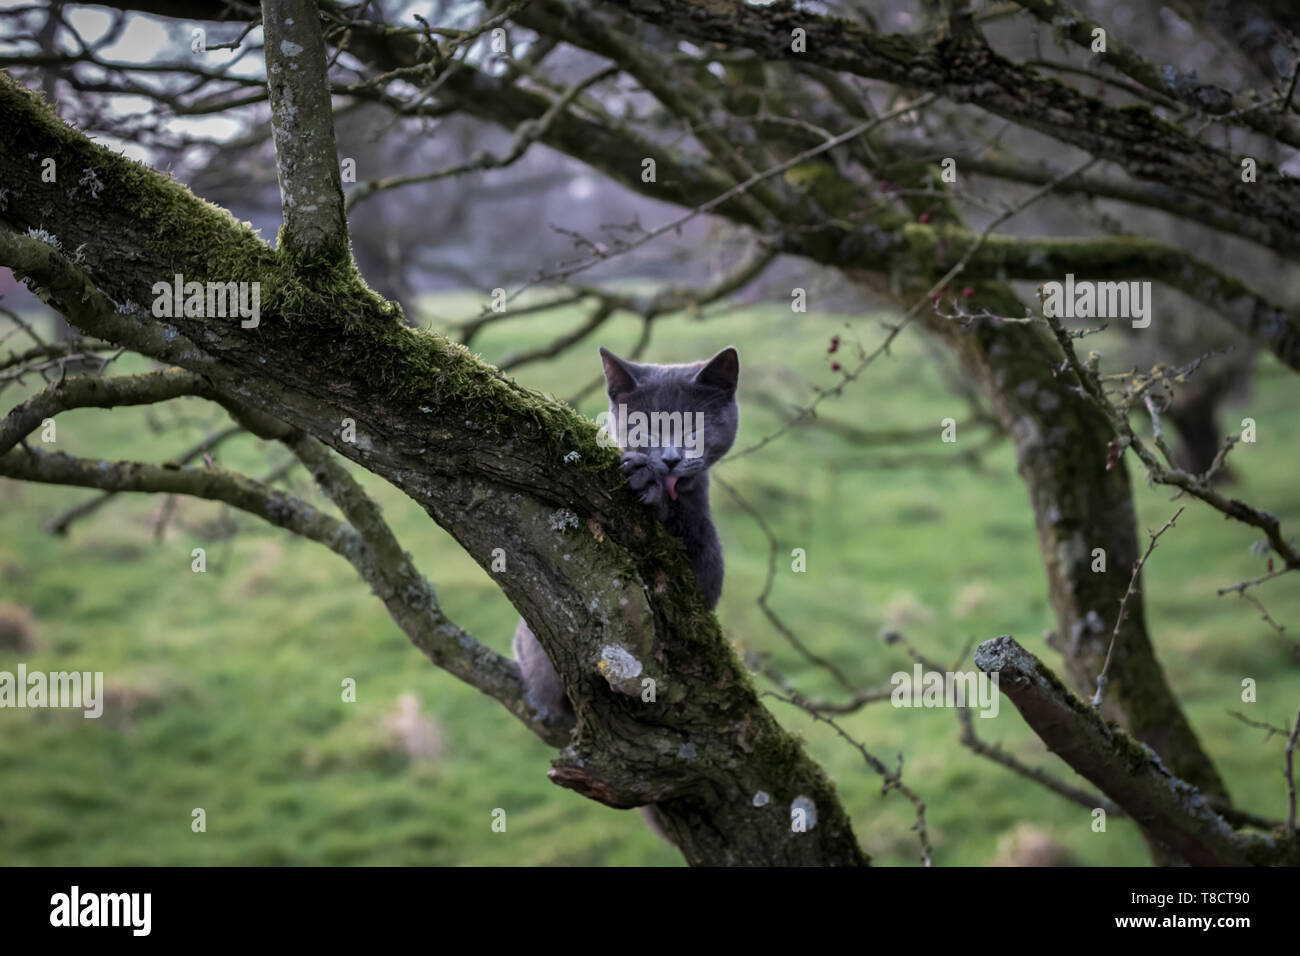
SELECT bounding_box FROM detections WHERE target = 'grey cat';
[512,345,741,721]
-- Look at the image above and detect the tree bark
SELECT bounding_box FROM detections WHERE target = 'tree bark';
[975,636,1297,866]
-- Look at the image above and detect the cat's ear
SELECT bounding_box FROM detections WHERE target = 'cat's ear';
[694,346,739,393]
[600,347,639,397]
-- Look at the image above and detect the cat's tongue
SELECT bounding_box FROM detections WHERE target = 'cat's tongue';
[665,475,679,501]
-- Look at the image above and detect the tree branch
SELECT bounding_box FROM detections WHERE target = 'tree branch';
[599,0,1300,250]
[0,366,212,456]
[0,443,350,548]
[262,0,349,262]
[284,432,574,744]
[974,635,1298,865]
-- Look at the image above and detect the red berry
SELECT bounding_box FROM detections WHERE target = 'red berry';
[830,361,842,372]
[962,287,974,298]
[918,212,930,223]
[930,293,941,303]
[828,335,840,354]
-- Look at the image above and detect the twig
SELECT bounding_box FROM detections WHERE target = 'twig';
[1237,591,1300,660]
[1092,506,1184,707]
[716,474,859,693]
[1287,703,1299,831]
[499,93,937,307]
[1230,710,1291,740]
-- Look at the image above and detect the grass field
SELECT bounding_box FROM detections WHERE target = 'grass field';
[2,295,1298,866]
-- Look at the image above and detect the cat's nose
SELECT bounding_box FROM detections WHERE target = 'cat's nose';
[661,450,682,470]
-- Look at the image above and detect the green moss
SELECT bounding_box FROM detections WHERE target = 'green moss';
[784,161,857,209]
[0,73,276,289]
[783,161,909,232]
[899,221,950,269]
[1112,102,1168,133]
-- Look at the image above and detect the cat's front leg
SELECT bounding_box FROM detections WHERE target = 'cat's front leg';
[620,450,670,521]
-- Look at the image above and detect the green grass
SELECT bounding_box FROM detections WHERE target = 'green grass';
[1,298,1297,866]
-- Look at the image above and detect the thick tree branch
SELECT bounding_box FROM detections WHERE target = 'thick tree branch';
[890,144,1287,256]
[900,226,1300,373]
[1012,0,1300,145]
[599,0,1300,254]
[262,0,349,262]
[974,636,1299,865]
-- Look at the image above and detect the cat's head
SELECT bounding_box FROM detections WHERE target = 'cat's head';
[599,346,740,499]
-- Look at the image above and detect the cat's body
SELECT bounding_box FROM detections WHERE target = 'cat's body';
[512,346,740,721]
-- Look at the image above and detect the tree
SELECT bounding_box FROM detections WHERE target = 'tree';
[1,0,1297,865]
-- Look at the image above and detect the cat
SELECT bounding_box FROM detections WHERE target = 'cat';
[512,345,741,722]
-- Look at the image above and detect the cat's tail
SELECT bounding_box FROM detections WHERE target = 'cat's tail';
[512,618,573,720]
[639,805,678,845]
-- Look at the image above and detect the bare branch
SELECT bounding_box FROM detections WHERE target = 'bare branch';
[262,0,348,261]
[0,444,349,549]
[284,433,573,744]
[1092,507,1185,707]
[44,424,245,536]
[0,367,212,456]
[1041,306,1300,572]
[345,64,619,212]
[499,93,936,307]
[600,0,1300,244]
[732,153,1099,460]
[975,635,1297,865]
[1011,0,1300,146]
[1288,704,1300,831]
[717,475,860,693]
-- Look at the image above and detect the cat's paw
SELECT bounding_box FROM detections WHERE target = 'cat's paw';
[620,451,669,518]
